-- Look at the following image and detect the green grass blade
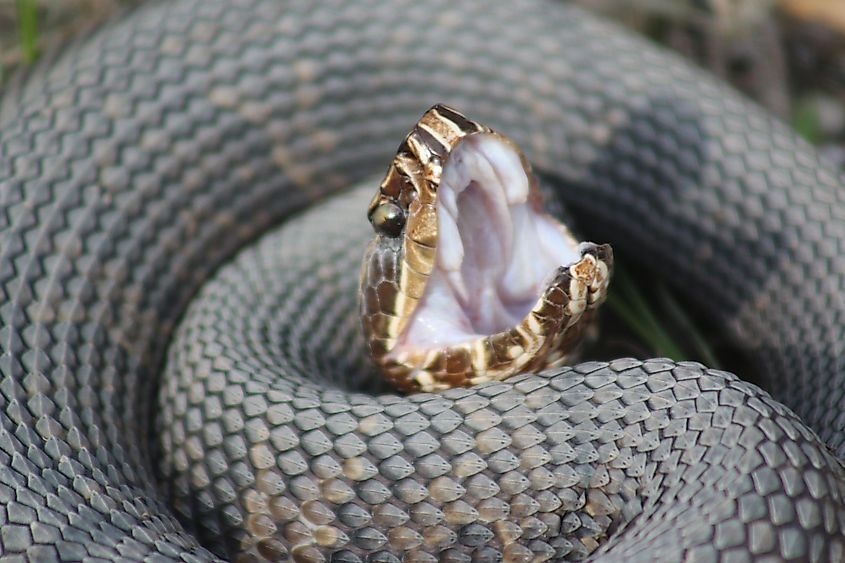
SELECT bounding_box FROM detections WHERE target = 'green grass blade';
[792,96,821,144]
[655,282,721,368]
[16,0,39,64]
[605,263,687,361]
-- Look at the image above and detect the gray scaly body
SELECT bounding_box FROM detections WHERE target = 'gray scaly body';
[0,0,844,561]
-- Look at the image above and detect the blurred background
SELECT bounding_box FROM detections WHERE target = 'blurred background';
[3,0,845,159]
[2,0,843,369]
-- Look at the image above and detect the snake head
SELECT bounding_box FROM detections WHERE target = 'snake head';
[361,105,613,391]
[366,104,481,238]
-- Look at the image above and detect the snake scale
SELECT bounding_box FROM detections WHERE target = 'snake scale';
[1,0,844,561]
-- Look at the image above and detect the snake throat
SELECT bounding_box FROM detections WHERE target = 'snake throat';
[361,106,613,391]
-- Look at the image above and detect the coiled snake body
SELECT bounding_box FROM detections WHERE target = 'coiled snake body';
[0,1,844,561]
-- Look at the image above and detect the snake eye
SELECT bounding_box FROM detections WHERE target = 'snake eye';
[369,202,405,237]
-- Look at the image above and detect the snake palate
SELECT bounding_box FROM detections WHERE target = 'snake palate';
[361,105,613,391]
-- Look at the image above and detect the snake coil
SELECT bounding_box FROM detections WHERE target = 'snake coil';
[0,0,844,561]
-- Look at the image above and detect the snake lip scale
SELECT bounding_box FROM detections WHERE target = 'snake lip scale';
[1,0,845,561]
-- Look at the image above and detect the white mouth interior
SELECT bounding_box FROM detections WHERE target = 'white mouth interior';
[399,134,580,349]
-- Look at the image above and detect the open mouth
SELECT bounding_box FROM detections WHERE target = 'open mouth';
[397,133,582,350]
[361,105,612,391]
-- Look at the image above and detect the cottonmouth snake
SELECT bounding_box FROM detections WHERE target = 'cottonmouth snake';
[1,0,844,561]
